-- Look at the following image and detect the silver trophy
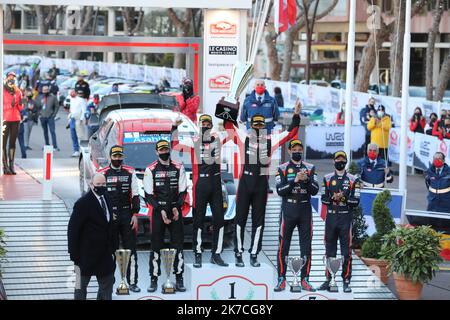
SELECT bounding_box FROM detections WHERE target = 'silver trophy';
[288,257,306,293]
[324,256,343,293]
[161,248,177,294]
[215,61,254,125]
[115,249,132,295]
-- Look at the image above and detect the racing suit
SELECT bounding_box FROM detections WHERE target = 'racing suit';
[172,128,228,255]
[321,172,361,281]
[275,160,319,280]
[224,114,300,255]
[98,164,140,286]
[143,160,187,278]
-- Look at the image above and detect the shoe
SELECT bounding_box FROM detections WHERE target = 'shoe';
[235,253,245,267]
[267,188,274,194]
[8,149,16,175]
[210,253,229,267]
[318,280,330,291]
[343,279,352,293]
[55,147,60,152]
[301,278,316,292]
[3,158,11,175]
[175,275,186,292]
[9,161,16,175]
[193,253,202,268]
[273,277,286,292]
[250,254,260,267]
[129,284,141,293]
[147,277,158,293]
[26,146,32,151]
[72,151,80,157]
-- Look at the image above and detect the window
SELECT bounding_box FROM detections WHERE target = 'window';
[382,0,393,13]
[115,11,124,31]
[324,51,339,59]
[24,10,37,30]
[12,10,22,29]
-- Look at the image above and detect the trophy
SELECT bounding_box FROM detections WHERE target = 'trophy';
[288,256,306,293]
[324,256,343,293]
[161,248,177,294]
[115,249,132,295]
[215,61,254,125]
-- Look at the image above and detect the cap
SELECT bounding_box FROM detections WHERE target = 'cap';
[199,114,213,124]
[251,114,265,126]
[110,145,124,157]
[156,140,170,151]
[334,150,347,161]
[288,139,303,149]
[6,71,16,78]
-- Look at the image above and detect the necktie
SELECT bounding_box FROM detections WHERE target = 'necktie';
[100,196,109,222]
[258,97,262,104]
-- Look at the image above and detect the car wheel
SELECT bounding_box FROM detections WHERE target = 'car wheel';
[79,161,87,196]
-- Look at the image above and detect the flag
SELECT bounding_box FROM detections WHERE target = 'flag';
[274,0,296,34]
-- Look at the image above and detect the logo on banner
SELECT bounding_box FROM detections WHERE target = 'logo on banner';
[352,96,358,107]
[209,75,231,89]
[440,141,448,155]
[395,101,402,115]
[209,46,238,55]
[325,132,344,147]
[196,275,268,300]
[210,21,237,35]
[390,130,399,146]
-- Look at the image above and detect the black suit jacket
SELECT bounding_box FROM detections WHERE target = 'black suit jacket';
[68,190,117,277]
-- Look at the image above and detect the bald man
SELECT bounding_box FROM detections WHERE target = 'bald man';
[68,173,117,300]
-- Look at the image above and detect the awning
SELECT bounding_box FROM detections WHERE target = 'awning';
[312,44,347,51]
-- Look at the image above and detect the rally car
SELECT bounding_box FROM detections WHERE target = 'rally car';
[78,93,237,244]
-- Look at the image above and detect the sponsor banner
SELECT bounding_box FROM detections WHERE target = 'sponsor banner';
[413,132,439,170]
[305,126,366,159]
[388,128,414,166]
[203,10,245,124]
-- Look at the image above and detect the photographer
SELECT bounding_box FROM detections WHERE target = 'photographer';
[409,107,426,134]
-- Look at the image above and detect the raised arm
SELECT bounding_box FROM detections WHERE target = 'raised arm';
[271,99,301,152]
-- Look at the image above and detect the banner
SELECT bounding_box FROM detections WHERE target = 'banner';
[305,125,366,159]
[413,132,439,170]
[388,128,414,166]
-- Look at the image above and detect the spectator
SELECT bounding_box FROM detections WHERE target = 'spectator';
[111,83,119,93]
[2,72,23,175]
[425,152,450,213]
[432,115,450,140]
[273,87,284,108]
[66,90,79,157]
[22,88,39,151]
[68,173,116,300]
[18,73,30,92]
[240,79,280,134]
[74,75,90,100]
[357,143,393,188]
[425,113,438,136]
[86,94,100,138]
[35,72,57,95]
[367,104,392,163]
[360,97,376,151]
[176,78,200,123]
[336,103,346,125]
[18,109,28,159]
[48,63,60,80]
[69,89,88,151]
[409,107,426,133]
[37,85,60,151]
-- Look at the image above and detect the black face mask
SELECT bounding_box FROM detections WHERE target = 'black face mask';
[201,126,211,136]
[159,153,170,162]
[111,159,123,168]
[26,95,33,99]
[292,152,302,162]
[334,161,347,171]
[94,186,107,196]
[7,80,15,86]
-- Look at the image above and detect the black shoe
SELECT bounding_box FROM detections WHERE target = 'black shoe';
[268,188,274,194]
[26,146,32,151]
[129,284,141,293]
[147,277,158,293]
[193,253,202,268]
[343,280,352,293]
[250,254,260,267]
[175,276,186,292]
[318,280,330,291]
[9,162,16,175]
[235,253,245,267]
[210,253,229,267]
[273,277,286,292]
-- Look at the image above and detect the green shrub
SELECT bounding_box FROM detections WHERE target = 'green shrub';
[380,225,443,283]
[0,229,6,278]
[352,206,369,249]
[361,233,383,258]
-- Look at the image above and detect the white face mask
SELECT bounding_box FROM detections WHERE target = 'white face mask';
[377,111,384,118]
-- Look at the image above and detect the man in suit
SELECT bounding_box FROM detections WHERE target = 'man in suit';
[68,173,117,300]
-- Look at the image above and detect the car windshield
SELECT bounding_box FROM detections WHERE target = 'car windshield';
[122,132,192,172]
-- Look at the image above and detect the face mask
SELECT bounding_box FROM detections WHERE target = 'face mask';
[255,87,265,95]
[159,153,170,162]
[292,152,302,162]
[377,111,384,118]
[111,159,123,168]
[433,159,444,168]
[334,161,347,171]
[26,94,33,99]
[368,151,378,160]
[431,118,437,123]
[7,80,15,86]
[94,186,107,196]
[201,126,211,136]
[183,86,193,95]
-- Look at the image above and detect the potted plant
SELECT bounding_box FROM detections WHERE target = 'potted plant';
[380,225,442,300]
[360,190,395,284]
[0,228,7,300]
[348,161,369,257]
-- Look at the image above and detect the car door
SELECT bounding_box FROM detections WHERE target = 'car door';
[91,119,113,169]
